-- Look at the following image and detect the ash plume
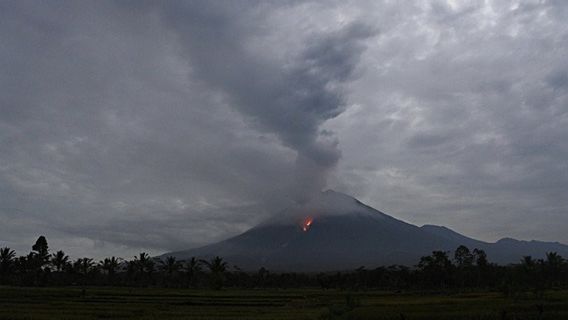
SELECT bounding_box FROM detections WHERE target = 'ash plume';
[158,2,375,202]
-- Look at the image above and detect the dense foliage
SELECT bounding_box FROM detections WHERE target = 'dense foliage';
[1,237,567,295]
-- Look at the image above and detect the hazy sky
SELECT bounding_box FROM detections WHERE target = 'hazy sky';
[1,0,567,258]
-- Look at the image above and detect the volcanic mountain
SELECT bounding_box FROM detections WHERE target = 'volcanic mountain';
[162,190,568,271]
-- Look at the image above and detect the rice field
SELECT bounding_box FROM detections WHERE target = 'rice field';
[0,286,567,319]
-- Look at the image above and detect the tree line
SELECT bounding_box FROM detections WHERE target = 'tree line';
[1,236,567,295]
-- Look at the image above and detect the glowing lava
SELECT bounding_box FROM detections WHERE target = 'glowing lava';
[301,216,314,232]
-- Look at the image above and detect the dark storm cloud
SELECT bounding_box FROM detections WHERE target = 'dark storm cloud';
[0,0,295,256]
[1,1,568,258]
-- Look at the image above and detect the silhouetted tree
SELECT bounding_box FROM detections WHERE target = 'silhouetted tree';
[3,234,568,291]
[473,248,488,267]
[133,253,155,286]
[50,250,69,272]
[32,236,49,261]
[183,257,201,288]
[544,252,564,287]
[454,245,474,268]
[514,255,545,296]
[74,258,95,275]
[125,259,137,284]
[202,256,228,289]
[0,247,16,276]
[521,256,536,269]
[453,245,474,289]
[100,257,121,284]
[472,248,489,287]
[256,267,269,288]
[159,256,181,287]
[160,256,180,275]
[417,251,453,289]
[134,253,152,273]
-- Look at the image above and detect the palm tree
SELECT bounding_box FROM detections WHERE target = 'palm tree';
[100,257,121,277]
[203,256,228,274]
[159,256,181,287]
[50,250,69,272]
[125,259,137,282]
[134,252,150,273]
[0,247,16,275]
[202,256,228,289]
[545,252,564,268]
[133,252,156,286]
[159,256,181,275]
[74,258,95,275]
[71,258,95,286]
[521,256,536,269]
[134,253,154,274]
[544,252,564,286]
[183,257,201,288]
[100,257,121,285]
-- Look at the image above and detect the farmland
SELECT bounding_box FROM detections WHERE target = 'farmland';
[1,286,567,319]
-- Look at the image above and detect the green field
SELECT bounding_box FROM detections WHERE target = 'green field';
[0,286,567,319]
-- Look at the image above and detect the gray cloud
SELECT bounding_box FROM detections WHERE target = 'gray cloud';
[1,1,568,258]
[157,2,375,201]
[329,0,568,243]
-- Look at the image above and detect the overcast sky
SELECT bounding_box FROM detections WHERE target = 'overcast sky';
[1,0,567,259]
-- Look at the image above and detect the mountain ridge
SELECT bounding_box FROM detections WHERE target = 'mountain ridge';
[162,190,568,271]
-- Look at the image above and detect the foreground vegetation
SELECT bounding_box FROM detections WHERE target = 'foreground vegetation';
[2,236,568,295]
[2,236,568,318]
[1,286,567,319]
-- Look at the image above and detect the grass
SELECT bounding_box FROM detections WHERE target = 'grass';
[0,286,567,319]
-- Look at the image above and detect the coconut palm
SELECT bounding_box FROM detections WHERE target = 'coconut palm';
[100,257,121,276]
[133,252,156,286]
[158,256,181,287]
[134,252,154,274]
[74,258,95,275]
[202,256,228,274]
[544,252,564,285]
[521,256,536,269]
[183,257,201,287]
[545,252,564,268]
[0,247,16,275]
[50,250,69,272]
[202,256,228,289]
[159,256,181,275]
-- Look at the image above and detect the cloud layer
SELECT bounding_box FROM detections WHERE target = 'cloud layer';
[1,0,567,258]
[159,2,375,201]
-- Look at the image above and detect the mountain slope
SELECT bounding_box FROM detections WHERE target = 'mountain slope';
[420,225,568,264]
[162,190,568,270]
[420,225,487,248]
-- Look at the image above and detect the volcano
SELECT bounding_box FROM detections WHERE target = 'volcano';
[162,190,568,271]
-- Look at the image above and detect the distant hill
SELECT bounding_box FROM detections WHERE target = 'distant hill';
[162,190,568,271]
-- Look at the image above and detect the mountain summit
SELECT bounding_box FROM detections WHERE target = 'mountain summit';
[162,191,568,271]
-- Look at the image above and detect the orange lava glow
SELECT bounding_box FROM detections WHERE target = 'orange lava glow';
[302,216,313,232]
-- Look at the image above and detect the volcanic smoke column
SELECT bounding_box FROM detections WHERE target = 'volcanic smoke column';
[160,2,375,202]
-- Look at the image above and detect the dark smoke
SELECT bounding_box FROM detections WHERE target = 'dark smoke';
[158,2,375,202]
